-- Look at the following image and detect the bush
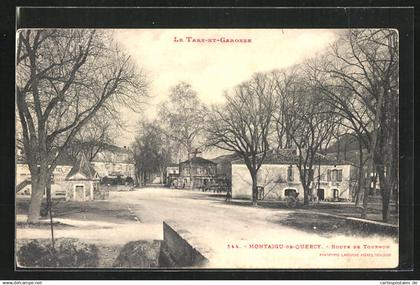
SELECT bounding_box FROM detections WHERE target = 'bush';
[17,240,55,267]
[113,240,162,268]
[17,238,99,268]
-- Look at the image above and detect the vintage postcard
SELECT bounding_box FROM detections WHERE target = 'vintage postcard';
[15,28,399,269]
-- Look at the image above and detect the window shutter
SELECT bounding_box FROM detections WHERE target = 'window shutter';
[287,166,294,181]
[327,169,331,181]
[338,170,343,181]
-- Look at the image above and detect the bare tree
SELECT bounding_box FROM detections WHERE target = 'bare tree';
[206,73,275,205]
[66,114,118,162]
[159,82,207,188]
[271,64,338,205]
[313,29,398,221]
[291,90,337,205]
[132,119,172,186]
[270,67,300,149]
[16,29,148,223]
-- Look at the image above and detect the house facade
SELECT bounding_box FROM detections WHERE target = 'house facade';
[16,160,73,197]
[90,145,136,181]
[16,144,135,196]
[165,164,180,186]
[176,157,217,189]
[211,153,242,183]
[231,149,357,202]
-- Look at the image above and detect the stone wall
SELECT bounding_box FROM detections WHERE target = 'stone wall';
[162,221,209,267]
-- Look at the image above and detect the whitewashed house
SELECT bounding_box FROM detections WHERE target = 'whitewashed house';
[231,149,357,202]
[90,145,135,181]
[16,144,135,196]
[16,160,73,197]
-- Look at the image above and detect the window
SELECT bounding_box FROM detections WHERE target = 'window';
[330,169,343,182]
[287,166,294,181]
[337,170,343,181]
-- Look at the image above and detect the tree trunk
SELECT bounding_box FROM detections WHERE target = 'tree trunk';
[344,141,348,161]
[360,183,369,219]
[143,171,146,186]
[382,187,390,222]
[355,169,364,206]
[355,144,364,206]
[135,170,141,187]
[45,179,57,264]
[361,160,374,219]
[188,153,194,190]
[377,166,391,223]
[251,171,258,206]
[27,174,47,223]
[336,136,340,159]
[303,184,310,205]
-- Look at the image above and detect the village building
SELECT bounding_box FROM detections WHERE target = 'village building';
[165,163,180,186]
[16,157,73,197]
[90,144,136,184]
[211,153,242,183]
[231,149,357,202]
[64,153,105,201]
[16,144,135,196]
[177,157,217,189]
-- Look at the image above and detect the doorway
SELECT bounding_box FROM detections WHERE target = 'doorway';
[284,188,298,198]
[74,185,85,201]
[332,188,339,200]
[317,188,325,201]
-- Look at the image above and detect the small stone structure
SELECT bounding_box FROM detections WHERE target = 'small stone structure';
[65,153,106,201]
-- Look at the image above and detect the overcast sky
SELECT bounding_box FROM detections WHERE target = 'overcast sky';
[112,29,339,152]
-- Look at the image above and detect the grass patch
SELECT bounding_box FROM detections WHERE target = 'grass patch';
[16,198,136,223]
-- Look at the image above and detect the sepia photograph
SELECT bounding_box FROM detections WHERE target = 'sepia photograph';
[15,28,399,269]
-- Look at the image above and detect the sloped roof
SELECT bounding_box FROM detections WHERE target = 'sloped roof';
[179,156,217,165]
[211,153,242,164]
[16,152,75,166]
[232,149,353,166]
[101,143,133,154]
[90,144,134,164]
[66,152,99,181]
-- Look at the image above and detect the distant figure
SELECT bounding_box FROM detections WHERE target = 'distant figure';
[225,189,232,203]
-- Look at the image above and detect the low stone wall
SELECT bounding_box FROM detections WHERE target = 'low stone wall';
[162,221,210,267]
[345,216,399,237]
[304,210,399,237]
